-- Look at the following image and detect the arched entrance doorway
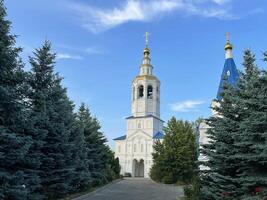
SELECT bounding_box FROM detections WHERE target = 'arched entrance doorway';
[132,159,144,177]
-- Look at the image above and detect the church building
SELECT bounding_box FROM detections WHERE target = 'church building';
[198,34,239,166]
[114,33,164,178]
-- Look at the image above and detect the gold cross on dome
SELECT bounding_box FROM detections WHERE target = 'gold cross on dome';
[144,32,150,47]
[225,32,230,42]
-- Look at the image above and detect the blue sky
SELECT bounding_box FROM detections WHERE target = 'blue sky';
[5,0,267,147]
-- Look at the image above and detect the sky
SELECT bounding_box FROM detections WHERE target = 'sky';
[5,0,267,148]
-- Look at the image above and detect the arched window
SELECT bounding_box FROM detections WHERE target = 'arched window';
[156,86,159,100]
[147,85,153,99]
[141,144,143,152]
[134,144,137,152]
[138,123,141,129]
[138,85,144,98]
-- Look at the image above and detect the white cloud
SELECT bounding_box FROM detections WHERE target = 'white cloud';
[57,53,83,60]
[85,47,106,54]
[212,0,231,5]
[57,44,106,55]
[170,100,205,112]
[69,0,181,33]
[185,6,235,19]
[68,0,236,33]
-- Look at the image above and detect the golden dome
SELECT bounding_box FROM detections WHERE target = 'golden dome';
[225,42,233,50]
[143,47,150,54]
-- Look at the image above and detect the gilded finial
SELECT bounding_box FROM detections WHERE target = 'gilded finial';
[224,32,233,50]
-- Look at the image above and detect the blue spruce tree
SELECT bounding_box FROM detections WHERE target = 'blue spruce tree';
[0,0,41,199]
[28,41,79,198]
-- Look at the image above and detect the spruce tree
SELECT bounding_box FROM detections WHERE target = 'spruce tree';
[77,103,111,186]
[28,41,78,198]
[201,81,241,199]
[102,148,120,182]
[71,112,92,191]
[234,50,267,199]
[150,140,165,182]
[0,1,41,199]
[150,117,197,184]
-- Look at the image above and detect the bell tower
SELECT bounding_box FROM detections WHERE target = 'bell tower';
[131,32,160,118]
[114,32,165,178]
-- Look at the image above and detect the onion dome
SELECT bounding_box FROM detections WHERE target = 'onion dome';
[143,47,150,55]
[224,42,233,50]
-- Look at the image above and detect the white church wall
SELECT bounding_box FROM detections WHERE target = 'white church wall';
[199,121,210,145]
[126,118,155,137]
[115,140,126,156]
[115,137,160,178]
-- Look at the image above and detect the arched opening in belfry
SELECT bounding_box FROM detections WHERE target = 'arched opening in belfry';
[147,85,153,99]
[132,87,135,100]
[138,85,144,98]
[133,159,145,177]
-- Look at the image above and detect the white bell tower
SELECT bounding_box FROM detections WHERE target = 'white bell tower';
[114,32,164,178]
[131,32,160,118]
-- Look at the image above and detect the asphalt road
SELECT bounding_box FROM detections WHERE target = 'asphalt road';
[74,178,184,200]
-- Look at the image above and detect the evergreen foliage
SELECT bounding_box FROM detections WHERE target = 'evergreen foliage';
[0,1,130,199]
[7,1,267,199]
[28,41,78,198]
[150,117,197,184]
[112,157,121,179]
[201,81,241,199]
[201,50,267,199]
[70,120,92,191]
[77,103,120,186]
[235,50,267,199]
[183,175,201,200]
[0,1,41,199]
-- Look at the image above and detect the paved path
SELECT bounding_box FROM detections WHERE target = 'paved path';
[74,178,184,200]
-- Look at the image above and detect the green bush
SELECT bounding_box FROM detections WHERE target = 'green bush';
[150,164,163,182]
[183,176,200,200]
[150,118,198,185]
[162,175,174,184]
